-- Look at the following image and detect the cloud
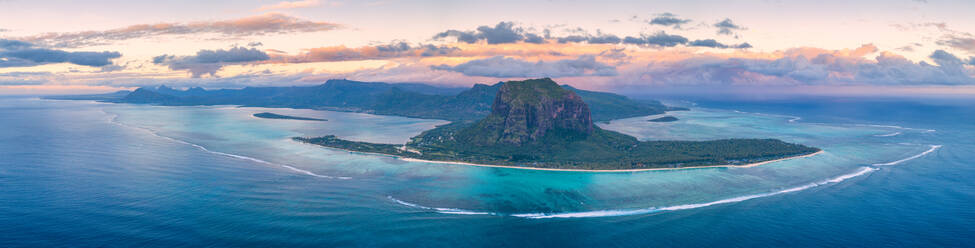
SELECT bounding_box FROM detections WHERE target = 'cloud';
[433,22,546,44]
[0,39,121,68]
[256,0,323,11]
[936,35,975,53]
[0,39,32,50]
[153,46,270,77]
[0,71,53,86]
[649,13,691,29]
[17,13,340,48]
[556,33,622,44]
[688,39,752,49]
[270,42,460,63]
[431,55,617,78]
[620,46,974,87]
[714,18,745,35]
[623,32,689,47]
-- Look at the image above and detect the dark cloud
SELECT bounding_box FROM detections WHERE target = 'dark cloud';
[153,46,270,78]
[714,18,745,35]
[556,34,621,44]
[929,49,963,66]
[434,30,480,43]
[649,13,691,29]
[928,49,968,78]
[936,35,975,53]
[0,39,32,50]
[435,22,750,50]
[623,32,689,47]
[476,22,524,44]
[433,22,546,44]
[0,39,121,68]
[688,39,752,49]
[431,55,617,78]
[16,13,340,48]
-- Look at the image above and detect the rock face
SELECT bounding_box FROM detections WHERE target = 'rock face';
[463,78,594,146]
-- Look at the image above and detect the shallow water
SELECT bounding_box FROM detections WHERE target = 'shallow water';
[1,96,971,247]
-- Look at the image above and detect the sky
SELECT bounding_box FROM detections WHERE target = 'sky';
[1,0,974,96]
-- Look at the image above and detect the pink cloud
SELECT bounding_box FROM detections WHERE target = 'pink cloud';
[16,13,340,48]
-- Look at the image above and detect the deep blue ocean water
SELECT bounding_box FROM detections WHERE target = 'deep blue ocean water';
[1,96,973,247]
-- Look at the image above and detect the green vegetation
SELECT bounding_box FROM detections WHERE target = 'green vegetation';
[648,116,679,122]
[253,112,327,121]
[295,78,819,170]
[295,127,819,170]
[51,79,680,122]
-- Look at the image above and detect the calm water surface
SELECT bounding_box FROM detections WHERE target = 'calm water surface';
[1,96,972,247]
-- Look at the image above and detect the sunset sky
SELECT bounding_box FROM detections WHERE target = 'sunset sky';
[2,0,974,96]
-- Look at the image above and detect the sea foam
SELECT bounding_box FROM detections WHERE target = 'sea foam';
[102,110,350,180]
[872,145,942,166]
[874,132,902,137]
[390,167,879,219]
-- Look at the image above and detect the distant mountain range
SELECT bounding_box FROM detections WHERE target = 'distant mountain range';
[47,79,684,122]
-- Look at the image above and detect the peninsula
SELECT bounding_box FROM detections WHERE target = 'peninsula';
[648,116,679,122]
[253,112,327,121]
[295,78,820,171]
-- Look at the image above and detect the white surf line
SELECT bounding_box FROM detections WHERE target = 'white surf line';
[854,124,936,133]
[100,110,350,180]
[874,131,902,137]
[872,145,943,166]
[387,196,494,215]
[733,110,802,124]
[388,167,879,219]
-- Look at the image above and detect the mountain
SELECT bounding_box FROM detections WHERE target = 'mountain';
[456,78,593,146]
[53,79,680,122]
[121,88,179,103]
[296,78,820,170]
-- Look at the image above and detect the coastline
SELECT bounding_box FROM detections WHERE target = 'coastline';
[296,138,825,173]
[398,150,824,173]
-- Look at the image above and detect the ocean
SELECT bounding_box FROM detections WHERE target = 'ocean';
[1,96,972,247]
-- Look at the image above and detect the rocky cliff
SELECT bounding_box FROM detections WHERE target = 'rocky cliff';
[459,78,594,146]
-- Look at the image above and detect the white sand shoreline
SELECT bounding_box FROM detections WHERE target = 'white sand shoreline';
[399,150,824,173]
[296,138,825,173]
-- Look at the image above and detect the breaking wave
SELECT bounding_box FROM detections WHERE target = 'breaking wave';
[387,196,495,215]
[872,145,942,166]
[874,132,902,137]
[733,110,802,123]
[389,167,879,219]
[855,124,936,133]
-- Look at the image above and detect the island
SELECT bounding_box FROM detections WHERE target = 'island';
[253,112,327,121]
[648,116,679,122]
[295,78,820,171]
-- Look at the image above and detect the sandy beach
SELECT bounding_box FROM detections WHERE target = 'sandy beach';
[395,150,826,173]
[292,138,825,173]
